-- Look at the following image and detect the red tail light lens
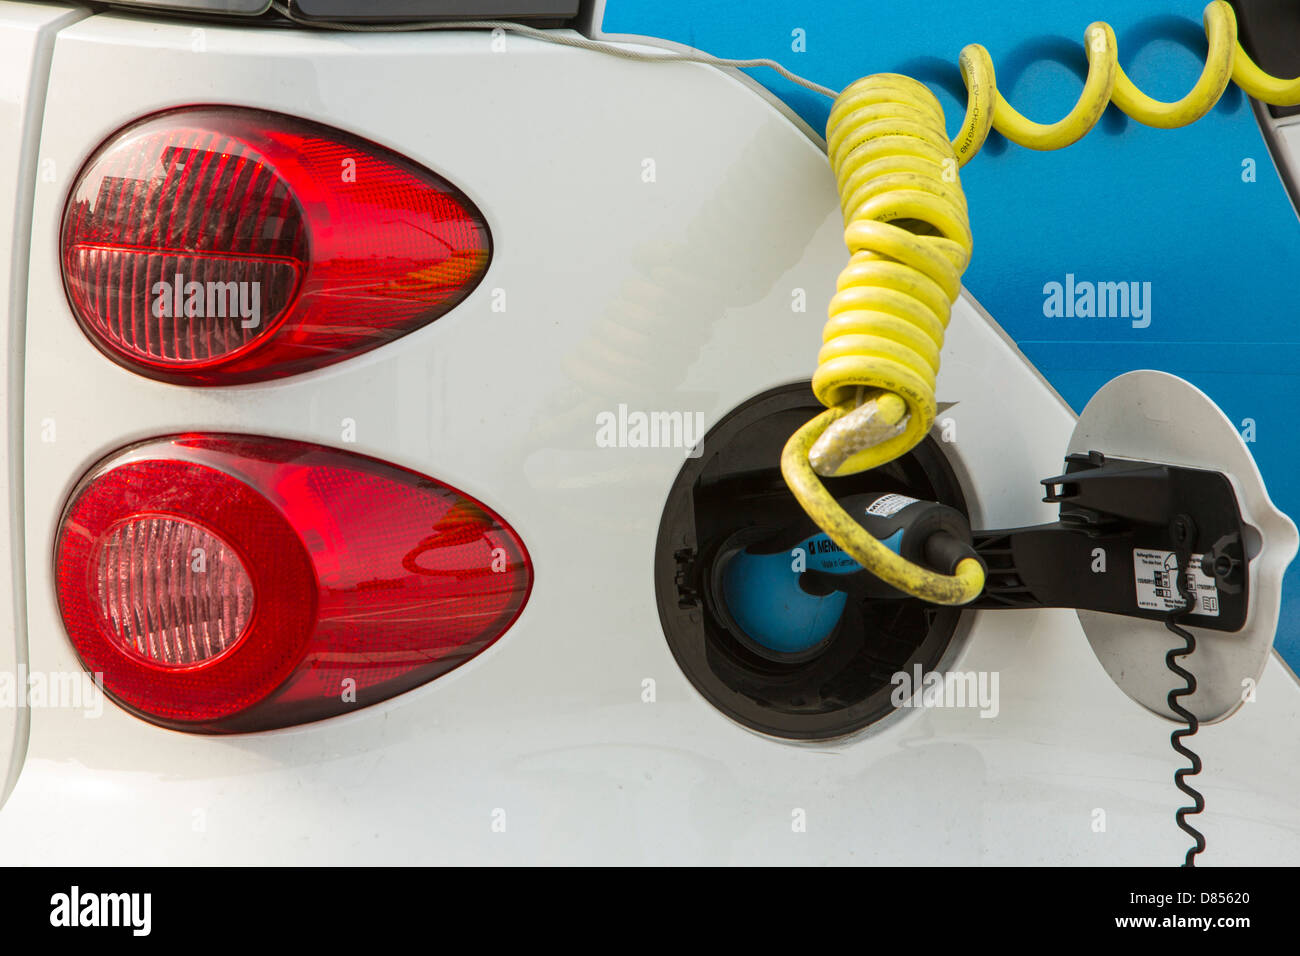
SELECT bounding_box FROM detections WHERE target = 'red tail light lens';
[61,107,491,385]
[54,436,531,732]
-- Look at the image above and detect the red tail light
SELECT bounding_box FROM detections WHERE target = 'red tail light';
[54,436,531,732]
[60,107,491,385]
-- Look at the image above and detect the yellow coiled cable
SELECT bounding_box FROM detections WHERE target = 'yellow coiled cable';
[783,0,1300,605]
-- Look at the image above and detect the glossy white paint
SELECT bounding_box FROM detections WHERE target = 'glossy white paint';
[0,0,88,810]
[0,11,1297,864]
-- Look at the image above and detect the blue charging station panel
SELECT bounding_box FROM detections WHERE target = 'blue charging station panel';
[600,0,1300,671]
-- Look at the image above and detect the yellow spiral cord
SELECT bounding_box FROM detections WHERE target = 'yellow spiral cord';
[783,0,1300,605]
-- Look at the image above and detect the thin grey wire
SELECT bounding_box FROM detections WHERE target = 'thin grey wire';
[266,1,840,99]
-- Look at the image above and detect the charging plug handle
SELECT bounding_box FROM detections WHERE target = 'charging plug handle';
[765,493,983,600]
[972,451,1250,632]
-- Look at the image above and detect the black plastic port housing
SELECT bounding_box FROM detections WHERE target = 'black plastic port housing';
[653,383,971,740]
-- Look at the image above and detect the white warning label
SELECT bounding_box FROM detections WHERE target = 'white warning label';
[865,493,918,518]
[1132,548,1219,617]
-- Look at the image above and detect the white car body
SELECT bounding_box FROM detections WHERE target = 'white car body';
[0,1,1296,865]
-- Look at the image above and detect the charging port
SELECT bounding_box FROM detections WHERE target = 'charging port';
[654,384,971,740]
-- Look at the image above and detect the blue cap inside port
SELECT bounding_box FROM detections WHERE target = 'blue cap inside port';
[720,528,902,655]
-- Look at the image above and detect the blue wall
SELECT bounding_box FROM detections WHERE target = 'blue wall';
[602,0,1300,669]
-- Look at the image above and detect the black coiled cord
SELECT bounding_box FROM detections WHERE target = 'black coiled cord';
[1166,514,1206,867]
